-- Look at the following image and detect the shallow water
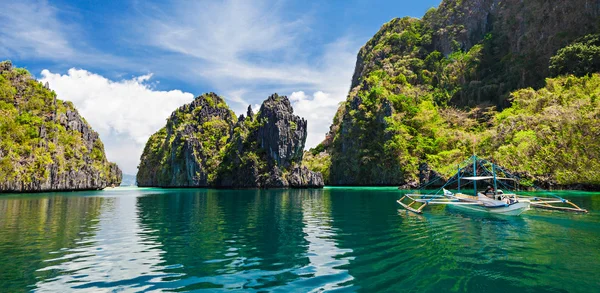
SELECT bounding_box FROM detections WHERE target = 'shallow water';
[0,187,599,292]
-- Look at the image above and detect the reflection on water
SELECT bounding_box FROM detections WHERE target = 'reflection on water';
[35,194,170,292]
[0,188,599,292]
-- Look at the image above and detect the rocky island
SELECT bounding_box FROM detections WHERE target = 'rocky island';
[303,0,600,189]
[137,93,323,188]
[0,61,122,192]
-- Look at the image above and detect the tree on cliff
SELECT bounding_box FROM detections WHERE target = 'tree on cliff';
[0,61,121,192]
[550,34,600,77]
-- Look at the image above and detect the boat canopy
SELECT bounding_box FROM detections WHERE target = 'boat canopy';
[397,155,588,214]
[460,176,517,181]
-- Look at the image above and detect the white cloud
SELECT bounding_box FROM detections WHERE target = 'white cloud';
[136,0,358,125]
[6,0,364,175]
[144,0,305,62]
[40,69,194,174]
[290,91,345,148]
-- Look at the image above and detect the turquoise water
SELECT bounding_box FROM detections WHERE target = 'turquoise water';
[0,187,599,292]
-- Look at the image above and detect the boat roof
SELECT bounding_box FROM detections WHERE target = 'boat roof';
[460,176,516,181]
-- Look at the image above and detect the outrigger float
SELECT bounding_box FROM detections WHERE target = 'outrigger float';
[397,155,588,216]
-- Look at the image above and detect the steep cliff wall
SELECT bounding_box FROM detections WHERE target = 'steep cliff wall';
[217,94,323,188]
[0,61,121,192]
[349,0,600,108]
[137,93,323,188]
[137,93,236,187]
[314,0,600,188]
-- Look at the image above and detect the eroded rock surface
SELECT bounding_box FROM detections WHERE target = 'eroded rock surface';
[0,61,121,192]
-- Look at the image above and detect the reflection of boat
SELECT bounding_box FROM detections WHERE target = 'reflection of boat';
[397,155,587,216]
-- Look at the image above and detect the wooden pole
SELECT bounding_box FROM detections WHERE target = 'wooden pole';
[473,155,477,196]
[457,164,461,193]
[492,161,497,195]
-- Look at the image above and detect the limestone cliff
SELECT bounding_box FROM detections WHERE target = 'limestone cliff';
[136,93,236,187]
[0,61,122,192]
[217,94,323,188]
[309,0,600,188]
[137,93,323,188]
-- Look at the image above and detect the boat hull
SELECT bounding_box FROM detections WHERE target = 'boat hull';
[450,200,530,216]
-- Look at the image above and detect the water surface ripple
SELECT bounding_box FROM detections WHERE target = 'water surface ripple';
[0,187,599,292]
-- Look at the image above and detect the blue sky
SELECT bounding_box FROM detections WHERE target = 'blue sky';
[0,0,441,174]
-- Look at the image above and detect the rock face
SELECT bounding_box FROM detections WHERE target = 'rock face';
[137,93,324,188]
[316,0,600,188]
[137,93,237,187]
[218,94,323,188]
[0,61,121,192]
[351,0,600,107]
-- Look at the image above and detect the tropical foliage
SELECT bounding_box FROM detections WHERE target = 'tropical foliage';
[0,61,119,187]
[137,93,236,186]
[306,8,600,188]
[549,34,600,77]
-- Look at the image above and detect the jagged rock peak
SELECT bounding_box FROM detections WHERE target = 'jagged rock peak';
[138,91,323,189]
[247,105,254,119]
[137,92,236,188]
[260,93,294,114]
[256,94,306,169]
[216,93,323,188]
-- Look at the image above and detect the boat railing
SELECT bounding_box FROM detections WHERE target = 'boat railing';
[397,155,588,214]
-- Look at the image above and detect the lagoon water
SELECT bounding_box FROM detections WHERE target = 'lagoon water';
[1,187,599,292]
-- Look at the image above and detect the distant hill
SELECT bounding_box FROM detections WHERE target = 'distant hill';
[120,174,137,186]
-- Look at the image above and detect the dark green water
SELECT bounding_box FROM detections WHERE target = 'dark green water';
[1,187,599,292]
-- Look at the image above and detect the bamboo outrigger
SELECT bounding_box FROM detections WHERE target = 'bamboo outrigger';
[397,155,588,215]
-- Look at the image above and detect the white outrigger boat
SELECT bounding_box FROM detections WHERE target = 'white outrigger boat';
[397,155,587,216]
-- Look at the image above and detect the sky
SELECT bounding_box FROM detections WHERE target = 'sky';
[0,0,441,175]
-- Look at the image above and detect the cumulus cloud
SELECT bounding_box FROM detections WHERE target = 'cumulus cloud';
[290,91,345,148]
[40,69,194,174]
[6,0,363,175]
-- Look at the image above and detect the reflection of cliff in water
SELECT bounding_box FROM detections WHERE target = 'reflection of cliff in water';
[327,189,600,292]
[33,193,173,292]
[327,188,413,291]
[135,189,311,290]
[0,195,105,291]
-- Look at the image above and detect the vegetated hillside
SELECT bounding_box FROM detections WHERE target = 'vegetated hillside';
[0,61,122,192]
[137,93,323,188]
[217,94,323,188]
[137,93,237,187]
[304,0,600,188]
[488,75,600,188]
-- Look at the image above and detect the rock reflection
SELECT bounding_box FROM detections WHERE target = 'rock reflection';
[0,195,105,291]
[134,189,312,290]
[33,194,171,292]
[1,188,598,292]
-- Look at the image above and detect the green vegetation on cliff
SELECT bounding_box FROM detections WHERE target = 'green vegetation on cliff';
[308,0,600,188]
[138,93,324,188]
[0,61,121,191]
[137,93,236,187]
[216,94,323,187]
[489,75,600,186]
[550,34,600,77]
